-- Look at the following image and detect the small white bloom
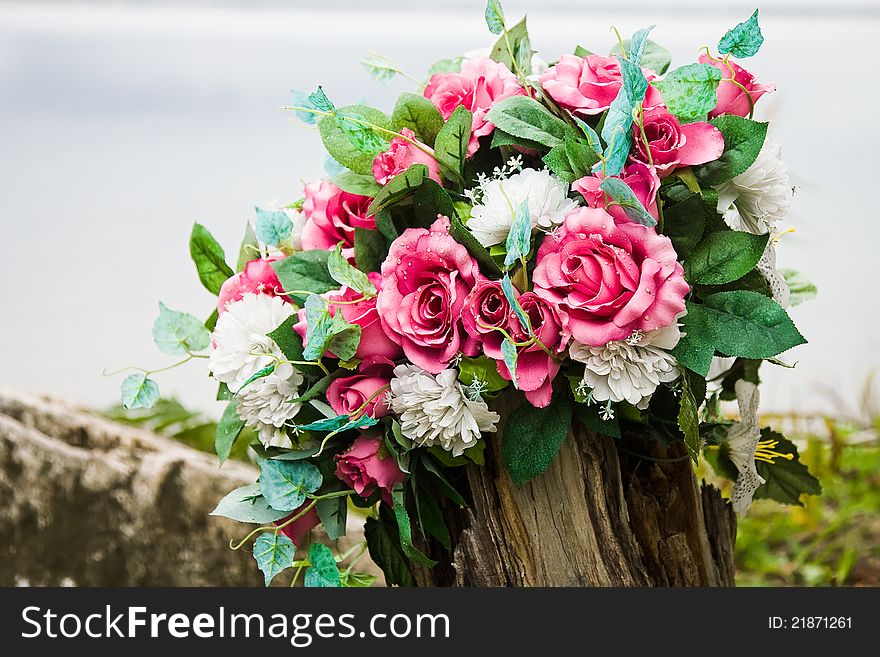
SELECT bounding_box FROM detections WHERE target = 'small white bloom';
[466,168,578,247]
[726,380,764,516]
[715,139,792,235]
[236,363,304,448]
[756,242,790,307]
[389,365,500,457]
[570,323,682,410]
[207,293,293,391]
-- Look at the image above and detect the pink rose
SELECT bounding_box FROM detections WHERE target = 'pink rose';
[533,207,689,346]
[293,273,404,362]
[372,128,442,186]
[275,503,320,546]
[461,278,511,360]
[217,256,286,313]
[498,292,570,408]
[573,162,661,223]
[424,57,525,156]
[335,435,406,504]
[698,54,774,118]
[630,107,724,176]
[301,179,375,259]
[376,215,479,373]
[325,356,394,419]
[539,54,663,117]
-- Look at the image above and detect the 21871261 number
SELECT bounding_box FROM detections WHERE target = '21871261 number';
[769,617,853,629]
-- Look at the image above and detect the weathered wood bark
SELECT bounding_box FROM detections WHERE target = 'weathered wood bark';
[414,395,736,587]
[0,388,378,587]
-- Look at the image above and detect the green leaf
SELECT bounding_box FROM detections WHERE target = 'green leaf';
[542,145,577,183]
[267,316,305,363]
[361,53,401,83]
[304,543,342,587]
[235,222,259,272]
[502,391,573,486]
[364,508,416,587]
[599,178,657,226]
[753,429,822,505]
[600,58,647,175]
[271,250,336,297]
[484,0,505,35]
[120,373,159,410]
[458,356,509,393]
[718,9,764,59]
[485,96,571,149]
[433,106,472,183]
[572,397,620,439]
[685,231,769,285]
[411,179,458,229]
[565,134,600,177]
[316,496,348,540]
[654,64,723,123]
[290,89,319,125]
[490,129,544,152]
[189,223,234,295]
[678,374,701,463]
[367,164,429,216]
[254,207,292,246]
[448,214,503,277]
[428,57,462,75]
[574,45,592,58]
[215,400,245,465]
[152,302,211,356]
[238,364,276,391]
[307,86,335,113]
[413,480,451,550]
[625,25,655,66]
[501,274,530,334]
[302,294,362,361]
[693,115,767,186]
[319,104,392,175]
[332,170,382,197]
[258,459,322,512]
[489,17,530,74]
[328,243,376,295]
[611,37,671,75]
[253,533,296,586]
[335,111,389,156]
[354,227,387,274]
[501,338,518,386]
[391,487,437,567]
[391,92,444,146]
[210,483,288,524]
[572,117,604,157]
[343,571,378,588]
[504,199,531,268]
[420,456,467,507]
[782,269,817,307]
[673,292,806,377]
[661,192,710,256]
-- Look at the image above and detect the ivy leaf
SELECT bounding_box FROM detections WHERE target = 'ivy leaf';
[501,274,530,334]
[693,115,767,186]
[302,294,362,361]
[599,58,647,176]
[654,64,723,123]
[501,338,519,388]
[335,111,390,156]
[316,496,348,540]
[327,243,376,296]
[215,400,245,465]
[753,429,822,505]
[307,86,335,113]
[718,9,764,59]
[485,96,571,149]
[484,0,505,35]
[254,207,293,247]
[271,250,336,298]
[611,38,671,75]
[781,269,817,307]
[210,483,288,524]
[678,374,701,463]
[391,92,444,146]
[152,302,211,355]
[626,25,655,65]
[304,543,342,587]
[360,53,400,83]
[599,177,657,226]
[189,223,234,295]
[318,104,393,175]
[253,533,296,587]
[290,89,319,125]
[258,459,322,512]
[502,390,573,486]
[504,199,532,268]
[433,106,472,184]
[391,486,437,567]
[685,231,769,285]
[120,373,159,410]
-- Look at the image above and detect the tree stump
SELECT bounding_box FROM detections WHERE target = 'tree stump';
[414,395,736,587]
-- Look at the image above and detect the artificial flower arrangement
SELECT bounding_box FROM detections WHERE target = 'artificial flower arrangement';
[118,4,820,587]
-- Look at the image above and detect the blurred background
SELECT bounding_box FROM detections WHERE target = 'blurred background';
[1,0,878,585]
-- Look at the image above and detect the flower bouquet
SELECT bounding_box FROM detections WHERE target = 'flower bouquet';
[118,4,819,587]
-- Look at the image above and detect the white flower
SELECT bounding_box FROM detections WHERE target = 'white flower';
[715,139,791,235]
[236,363,304,448]
[466,168,578,247]
[389,364,500,457]
[207,293,293,391]
[285,208,306,251]
[756,242,790,307]
[570,323,682,409]
[726,380,764,516]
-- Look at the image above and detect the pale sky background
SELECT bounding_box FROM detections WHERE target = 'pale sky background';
[0,0,876,418]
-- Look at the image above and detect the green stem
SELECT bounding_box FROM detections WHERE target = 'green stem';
[637,103,654,166]
[721,54,755,119]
